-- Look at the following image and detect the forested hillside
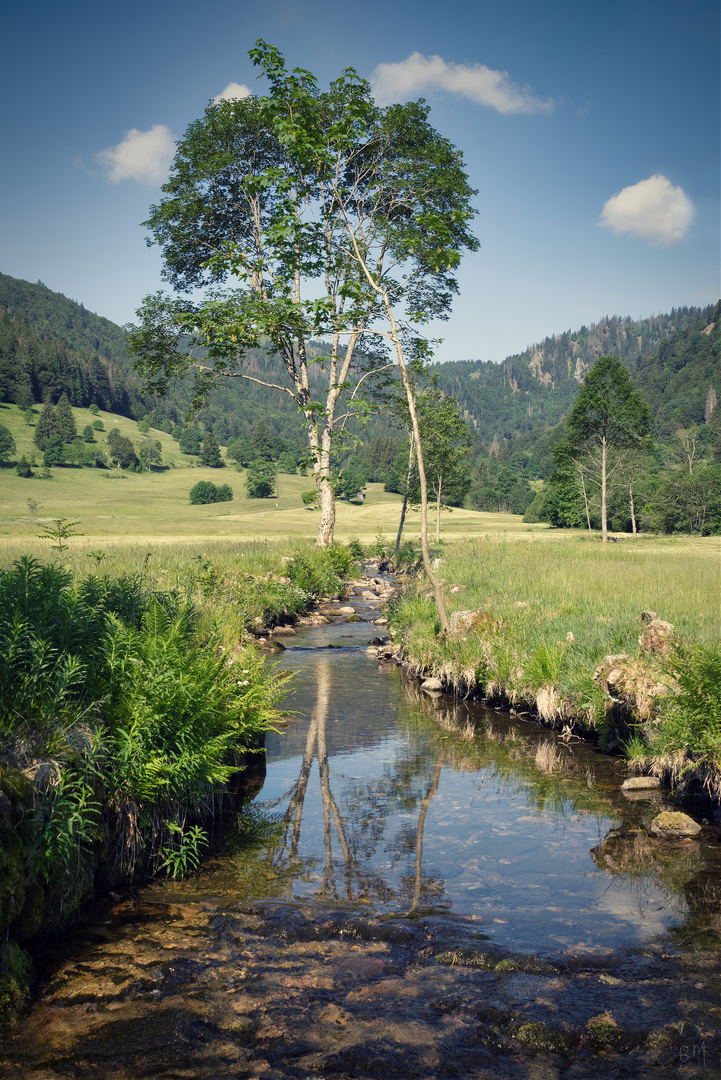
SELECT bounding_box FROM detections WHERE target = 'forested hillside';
[1,272,718,532]
[433,307,708,447]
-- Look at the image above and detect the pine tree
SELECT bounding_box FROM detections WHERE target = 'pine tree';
[33,402,57,450]
[54,393,77,443]
[200,432,223,467]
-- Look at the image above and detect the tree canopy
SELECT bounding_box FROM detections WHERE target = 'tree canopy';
[128,40,478,554]
[564,355,652,541]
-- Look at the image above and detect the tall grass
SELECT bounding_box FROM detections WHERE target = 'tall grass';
[389,535,721,786]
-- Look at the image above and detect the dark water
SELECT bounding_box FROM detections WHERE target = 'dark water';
[3,599,721,1078]
[234,617,692,956]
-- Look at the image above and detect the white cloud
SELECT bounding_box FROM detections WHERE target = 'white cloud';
[370,52,554,114]
[213,82,252,103]
[97,124,176,185]
[600,175,695,245]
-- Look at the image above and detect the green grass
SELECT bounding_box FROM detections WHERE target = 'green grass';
[1,400,555,549]
[389,534,721,780]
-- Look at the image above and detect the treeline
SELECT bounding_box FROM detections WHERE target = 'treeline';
[433,306,708,448]
[0,275,349,452]
[0,310,142,416]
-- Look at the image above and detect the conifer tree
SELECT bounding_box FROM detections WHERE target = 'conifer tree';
[200,432,223,467]
[33,402,57,450]
[54,393,77,443]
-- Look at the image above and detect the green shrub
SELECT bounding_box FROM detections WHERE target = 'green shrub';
[286,549,344,598]
[652,644,721,791]
[189,481,233,505]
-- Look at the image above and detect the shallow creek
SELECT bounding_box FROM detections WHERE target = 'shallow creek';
[2,586,721,1078]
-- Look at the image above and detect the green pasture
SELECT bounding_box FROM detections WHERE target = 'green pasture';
[0,400,551,550]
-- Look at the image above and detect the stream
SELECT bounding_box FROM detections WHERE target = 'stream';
[2,576,720,1077]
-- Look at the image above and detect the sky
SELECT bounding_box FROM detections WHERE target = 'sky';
[1,0,718,365]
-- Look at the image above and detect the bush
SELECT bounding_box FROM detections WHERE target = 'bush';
[246,463,276,499]
[189,481,233,505]
[15,456,33,478]
[286,550,344,598]
[651,644,721,791]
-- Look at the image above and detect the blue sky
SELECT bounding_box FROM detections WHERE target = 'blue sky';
[1,0,718,364]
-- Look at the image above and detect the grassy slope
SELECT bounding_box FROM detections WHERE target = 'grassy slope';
[0,400,549,550]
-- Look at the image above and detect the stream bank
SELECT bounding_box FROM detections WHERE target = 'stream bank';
[3,567,720,1077]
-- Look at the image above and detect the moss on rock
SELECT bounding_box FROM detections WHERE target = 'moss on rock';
[515,1021,573,1053]
[586,1010,623,1050]
[0,941,33,1033]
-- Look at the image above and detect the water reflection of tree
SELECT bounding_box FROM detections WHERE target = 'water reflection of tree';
[272,653,446,910]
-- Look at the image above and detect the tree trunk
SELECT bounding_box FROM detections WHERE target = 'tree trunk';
[387,305,449,632]
[579,468,592,532]
[601,435,608,542]
[629,480,637,534]
[435,473,442,544]
[394,436,414,558]
[313,426,335,547]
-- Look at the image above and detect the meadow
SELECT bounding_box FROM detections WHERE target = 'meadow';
[0,399,544,551]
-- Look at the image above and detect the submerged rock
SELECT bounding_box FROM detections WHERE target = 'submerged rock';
[650,811,702,838]
[620,776,662,791]
[421,677,444,692]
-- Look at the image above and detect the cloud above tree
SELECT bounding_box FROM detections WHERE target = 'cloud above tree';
[213,82,252,103]
[97,125,176,185]
[369,53,554,114]
[600,175,695,245]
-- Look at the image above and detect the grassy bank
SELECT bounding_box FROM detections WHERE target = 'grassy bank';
[0,537,360,1028]
[388,534,721,796]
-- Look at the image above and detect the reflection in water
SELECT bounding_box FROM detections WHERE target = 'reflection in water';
[3,614,721,1080]
[273,652,446,913]
[248,623,706,955]
[407,750,443,914]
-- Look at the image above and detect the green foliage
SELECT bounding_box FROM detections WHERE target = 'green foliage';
[199,432,223,467]
[54,394,77,443]
[525,641,566,689]
[42,434,65,466]
[15,455,32,478]
[277,451,297,474]
[178,427,202,455]
[189,480,233,505]
[566,356,651,448]
[37,517,82,552]
[28,770,101,885]
[0,422,16,461]
[246,461,276,499]
[286,549,345,598]
[335,469,366,501]
[158,823,209,878]
[346,537,365,559]
[107,429,138,469]
[652,644,721,787]
[301,489,319,509]
[130,42,477,548]
[0,554,289,894]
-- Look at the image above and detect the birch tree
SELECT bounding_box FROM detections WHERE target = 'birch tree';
[564,356,652,542]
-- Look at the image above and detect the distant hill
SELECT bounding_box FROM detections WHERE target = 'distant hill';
[1,271,717,464]
[432,307,713,447]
